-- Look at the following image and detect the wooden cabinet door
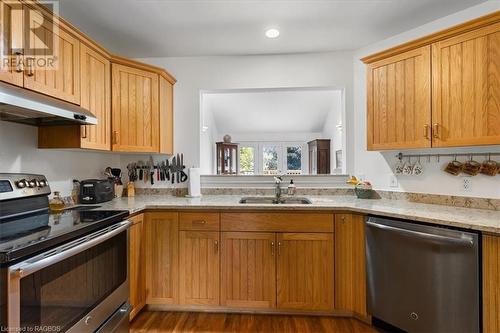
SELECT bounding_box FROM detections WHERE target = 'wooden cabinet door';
[277,233,334,311]
[80,44,110,150]
[179,231,219,306]
[22,9,80,104]
[111,63,159,152]
[334,214,367,318]
[432,22,500,147]
[367,46,432,150]
[483,234,500,333]
[159,76,173,154]
[129,214,146,320]
[144,212,179,304]
[221,232,276,309]
[0,0,23,86]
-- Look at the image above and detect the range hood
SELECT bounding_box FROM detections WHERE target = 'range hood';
[0,81,97,126]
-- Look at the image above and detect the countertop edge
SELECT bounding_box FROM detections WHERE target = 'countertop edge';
[113,201,500,235]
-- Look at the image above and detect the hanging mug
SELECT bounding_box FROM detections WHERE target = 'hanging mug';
[480,158,499,176]
[462,158,481,176]
[394,159,405,175]
[412,158,424,176]
[444,158,463,176]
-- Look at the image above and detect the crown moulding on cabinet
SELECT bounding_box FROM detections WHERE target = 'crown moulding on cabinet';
[361,11,500,64]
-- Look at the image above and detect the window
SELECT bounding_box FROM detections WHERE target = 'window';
[239,146,256,175]
[286,145,302,175]
[234,142,306,175]
[262,145,280,175]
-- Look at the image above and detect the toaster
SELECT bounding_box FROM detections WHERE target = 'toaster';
[79,179,115,204]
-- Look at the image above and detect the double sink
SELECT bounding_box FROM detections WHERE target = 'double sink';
[239,197,312,205]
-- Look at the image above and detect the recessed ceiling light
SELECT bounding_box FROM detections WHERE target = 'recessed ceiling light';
[265,28,280,39]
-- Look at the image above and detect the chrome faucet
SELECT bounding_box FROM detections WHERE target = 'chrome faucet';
[274,175,284,203]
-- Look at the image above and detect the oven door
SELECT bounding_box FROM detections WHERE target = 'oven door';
[7,220,130,333]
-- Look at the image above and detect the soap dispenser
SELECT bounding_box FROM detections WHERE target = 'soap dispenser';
[287,179,296,196]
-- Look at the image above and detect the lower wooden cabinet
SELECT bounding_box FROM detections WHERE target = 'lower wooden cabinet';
[132,211,355,317]
[483,234,500,333]
[129,214,145,320]
[144,212,179,304]
[179,231,220,306]
[221,232,276,309]
[334,214,368,318]
[277,233,334,311]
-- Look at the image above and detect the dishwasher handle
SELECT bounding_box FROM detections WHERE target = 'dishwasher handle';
[366,221,474,246]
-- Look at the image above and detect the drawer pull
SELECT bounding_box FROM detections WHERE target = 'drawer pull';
[271,241,275,256]
[278,242,282,256]
[192,220,206,225]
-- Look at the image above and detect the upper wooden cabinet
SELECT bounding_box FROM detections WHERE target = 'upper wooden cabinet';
[111,62,167,153]
[22,5,80,104]
[432,22,500,147]
[0,0,176,154]
[79,44,111,150]
[38,43,111,150]
[363,13,500,150]
[366,46,432,150]
[110,60,174,154]
[0,0,23,86]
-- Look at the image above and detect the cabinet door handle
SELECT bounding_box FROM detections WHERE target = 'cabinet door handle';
[271,241,275,256]
[192,220,206,225]
[14,52,23,73]
[81,125,87,139]
[214,240,219,253]
[423,124,430,140]
[26,57,34,77]
[113,131,118,144]
[278,242,282,256]
[433,124,439,139]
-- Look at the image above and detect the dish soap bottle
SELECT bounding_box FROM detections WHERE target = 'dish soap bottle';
[49,191,65,213]
[287,179,296,196]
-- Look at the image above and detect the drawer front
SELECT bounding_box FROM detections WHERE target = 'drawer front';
[179,212,220,231]
[221,212,333,233]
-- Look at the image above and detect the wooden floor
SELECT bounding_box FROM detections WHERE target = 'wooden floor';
[131,311,381,333]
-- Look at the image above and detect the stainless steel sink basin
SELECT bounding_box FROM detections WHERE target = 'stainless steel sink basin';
[239,197,312,204]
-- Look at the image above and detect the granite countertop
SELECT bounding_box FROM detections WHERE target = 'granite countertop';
[97,195,500,234]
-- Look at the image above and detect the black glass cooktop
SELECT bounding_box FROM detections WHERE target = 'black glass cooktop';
[0,209,128,264]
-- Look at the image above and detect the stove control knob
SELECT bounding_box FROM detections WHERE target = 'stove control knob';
[28,179,38,188]
[16,179,27,188]
[38,180,47,187]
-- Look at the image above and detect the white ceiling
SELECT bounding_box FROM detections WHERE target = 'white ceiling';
[59,0,488,57]
[203,89,341,134]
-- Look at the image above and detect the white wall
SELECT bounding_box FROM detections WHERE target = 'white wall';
[353,1,500,199]
[0,121,121,196]
[137,51,355,175]
[321,90,344,173]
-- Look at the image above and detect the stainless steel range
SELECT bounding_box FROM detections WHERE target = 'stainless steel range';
[0,173,131,333]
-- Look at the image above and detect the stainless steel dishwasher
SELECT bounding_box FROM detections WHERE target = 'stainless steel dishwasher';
[365,216,480,333]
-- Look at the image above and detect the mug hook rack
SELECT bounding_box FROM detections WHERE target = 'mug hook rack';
[396,152,500,163]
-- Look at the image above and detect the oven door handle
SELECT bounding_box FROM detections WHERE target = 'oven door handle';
[9,220,130,277]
